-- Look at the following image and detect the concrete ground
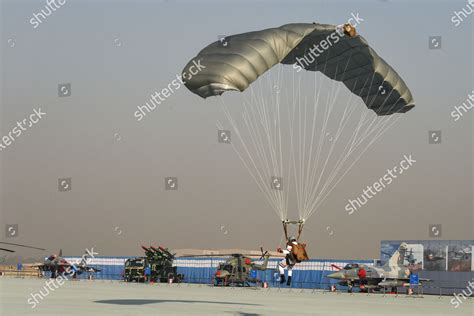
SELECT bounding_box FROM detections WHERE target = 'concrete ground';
[0,278,472,316]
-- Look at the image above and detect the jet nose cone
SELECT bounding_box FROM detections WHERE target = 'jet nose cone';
[327,271,344,279]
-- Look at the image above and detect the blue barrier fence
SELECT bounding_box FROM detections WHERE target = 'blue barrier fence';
[60,256,371,289]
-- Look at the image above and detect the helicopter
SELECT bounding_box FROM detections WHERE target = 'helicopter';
[184,247,272,287]
[214,251,270,286]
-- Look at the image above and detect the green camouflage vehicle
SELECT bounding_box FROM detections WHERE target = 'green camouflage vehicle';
[123,246,183,283]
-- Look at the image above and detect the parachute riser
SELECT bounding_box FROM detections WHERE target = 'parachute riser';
[282,219,305,242]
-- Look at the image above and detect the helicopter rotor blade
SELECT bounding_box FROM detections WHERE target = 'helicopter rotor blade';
[259,247,270,260]
[0,242,45,251]
[181,253,267,258]
[179,254,235,258]
[0,248,16,253]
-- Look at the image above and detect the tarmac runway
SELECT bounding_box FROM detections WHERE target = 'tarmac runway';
[0,278,472,316]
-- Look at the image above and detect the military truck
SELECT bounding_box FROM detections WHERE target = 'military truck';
[123,246,183,283]
[124,257,147,282]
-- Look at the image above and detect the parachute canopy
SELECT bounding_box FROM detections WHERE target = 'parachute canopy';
[182,23,414,115]
[183,23,416,224]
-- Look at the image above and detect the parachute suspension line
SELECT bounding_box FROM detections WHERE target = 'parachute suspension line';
[352,90,408,154]
[298,52,335,220]
[283,221,288,241]
[274,66,291,219]
[301,52,356,220]
[218,99,283,219]
[309,112,404,214]
[297,72,307,221]
[305,77,407,217]
[300,73,318,221]
[300,59,327,220]
[350,61,411,149]
[351,82,399,149]
[304,55,355,218]
[256,75,284,219]
[215,116,278,218]
[261,73,285,218]
[273,65,288,219]
[305,76,380,218]
[303,52,396,219]
[304,75,371,217]
[297,71,305,221]
[287,67,298,219]
[304,66,377,217]
[246,85,286,219]
[219,55,408,223]
[218,65,294,220]
[274,67,286,219]
[287,70,299,219]
[339,77,404,160]
[277,67,298,220]
[297,66,319,221]
[356,89,405,148]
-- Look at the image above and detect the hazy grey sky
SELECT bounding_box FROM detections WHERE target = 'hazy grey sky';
[1,0,472,261]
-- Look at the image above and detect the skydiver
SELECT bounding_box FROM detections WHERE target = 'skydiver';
[277,236,298,286]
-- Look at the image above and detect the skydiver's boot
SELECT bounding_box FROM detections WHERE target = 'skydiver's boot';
[279,274,286,284]
[286,276,292,286]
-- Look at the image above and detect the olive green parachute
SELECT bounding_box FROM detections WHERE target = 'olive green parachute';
[182,23,414,115]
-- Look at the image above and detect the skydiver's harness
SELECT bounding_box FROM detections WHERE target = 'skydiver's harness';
[280,219,309,266]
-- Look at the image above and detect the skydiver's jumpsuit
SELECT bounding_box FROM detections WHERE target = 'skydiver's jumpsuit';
[278,241,298,284]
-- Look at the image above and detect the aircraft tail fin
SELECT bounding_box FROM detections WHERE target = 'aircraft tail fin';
[261,254,270,270]
[78,249,90,267]
[383,243,408,269]
[59,249,63,257]
[253,254,270,271]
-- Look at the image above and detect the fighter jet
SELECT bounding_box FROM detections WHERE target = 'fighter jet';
[327,243,430,292]
[34,249,100,278]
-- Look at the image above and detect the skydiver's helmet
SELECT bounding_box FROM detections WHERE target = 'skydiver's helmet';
[288,236,297,243]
